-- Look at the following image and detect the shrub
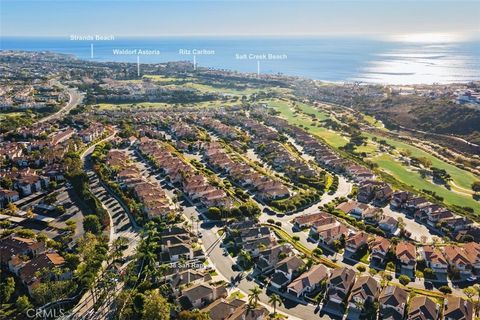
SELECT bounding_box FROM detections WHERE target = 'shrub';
[439,285,452,294]
[356,265,366,272]
[398,275,411,286]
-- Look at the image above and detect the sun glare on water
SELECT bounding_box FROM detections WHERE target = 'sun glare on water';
[391,33,467,43]
[353,32,477,84]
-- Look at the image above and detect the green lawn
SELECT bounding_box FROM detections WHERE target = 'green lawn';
[267,99,348,148]
[0,111,25,121]
[95,100,238,110]
[372,154,479,213]
[363,114,386,130]
[364,133,479,192]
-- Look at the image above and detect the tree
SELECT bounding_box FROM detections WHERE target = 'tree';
[472,181,480,194]
[16,295,32,313]
[463,286,476,301]
[83,215,102,234]
[268,293,283,315]
[178,310,210,320]
[6,202,18,215]
[0,277,15,302]
[239,250,253,269]
[439,285,452,295]
[248,286,262,308]
[386,261,396,272]
[26,208,34,218]
[142,289,170,320]
[398,275,411,286]
[397,217,406,232]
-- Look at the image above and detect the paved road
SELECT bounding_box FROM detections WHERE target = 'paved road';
[35,84,83,124]
[72,135,140,319]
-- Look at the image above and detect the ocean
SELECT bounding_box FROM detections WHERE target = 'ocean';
[1,36,480,85]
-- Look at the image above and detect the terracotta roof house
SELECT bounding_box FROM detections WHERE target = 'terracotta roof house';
[444,245,473,276]
[444,296,473,320]
[464,242,480,271]
[313,223,349,246]
[407,296,440,320]
[345,231,369,254]
[369,236,390,263]
[0,235,45,265]
[379,285,408,320]
[421,246,448,274]
[293,212,330,229]
[287,264,329,297]
[396,242,417,272]
[18,252,69,295]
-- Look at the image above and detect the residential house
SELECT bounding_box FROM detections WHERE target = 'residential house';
[378,285,408,320]
[312,223,349,246]
[18,252,70,295]
[347,276,380,314]
[396,242,417,274]
[390,191,411,209]
[293,212,330,230]
[444,245,473,276]
[0,189,19,208]
[255,244,292,274]
[287,264,329,297]
[369,236,390,263]
[326,267,356,305]
[421,246,448,274]
[345,231,369,255]
[444,296,473,320]
[179,283,228,310]
[464,242,480,271]
[407,296,440,320]
[378,216,398,234]
[0,235,45,265]
[270,256,305,289]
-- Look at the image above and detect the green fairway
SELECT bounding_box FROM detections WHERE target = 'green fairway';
[0,112,24,120]
[95,99,239,110]
[373,154,480,213]
[267,100,348,148]
[364,133,479,192]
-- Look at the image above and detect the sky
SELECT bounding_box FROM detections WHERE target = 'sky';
[1,0,479,39]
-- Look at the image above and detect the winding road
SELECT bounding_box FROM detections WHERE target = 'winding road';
[35,83,84,124]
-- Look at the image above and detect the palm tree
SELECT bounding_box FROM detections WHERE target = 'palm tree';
[248,286,262,308]
[475,284,480,317]
[268,293,282,315]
